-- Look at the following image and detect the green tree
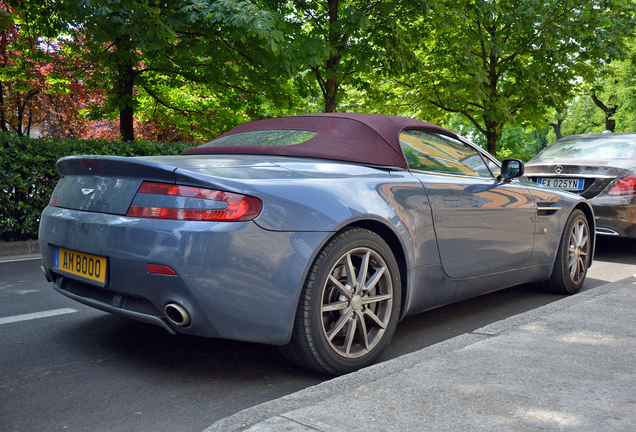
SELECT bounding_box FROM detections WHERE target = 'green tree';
[586,45,636,133]
[1,2,94,138]
[391,0,635,157]
[11,0,289,141]
[445,113,548,161]
[544,43,636,143]
[266,0,423,113]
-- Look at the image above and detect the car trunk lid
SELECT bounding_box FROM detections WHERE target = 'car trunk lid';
[51,154,307,216]
[53,156,178,215]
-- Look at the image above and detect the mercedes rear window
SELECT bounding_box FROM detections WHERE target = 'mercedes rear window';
[538,137,636,160]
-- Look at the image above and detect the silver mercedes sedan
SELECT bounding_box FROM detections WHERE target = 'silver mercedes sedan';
[39,113,595,375]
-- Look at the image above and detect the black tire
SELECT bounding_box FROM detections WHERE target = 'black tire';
[279,228,401,375]
[542,209,591,294]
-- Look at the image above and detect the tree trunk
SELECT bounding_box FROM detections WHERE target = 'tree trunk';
[114,37,136,142]
[118,63,135,142]
[486,132,497,158]
[12,90,39,137]
[550,118,564,140]
[591,94,617,132]
[15,94,24,137]
[324,76,338,113]
[484,119,503,158]
[0,84,7,133]
[323,0,341,113]
[26,105,33,137]
[484,54,504,158]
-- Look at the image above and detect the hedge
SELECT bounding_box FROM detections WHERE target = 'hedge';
[0,133,195,242]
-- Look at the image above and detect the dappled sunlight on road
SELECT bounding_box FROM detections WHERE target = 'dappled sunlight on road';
[556,331,622,345]
[515,408,583,427]
[520,322,624,346]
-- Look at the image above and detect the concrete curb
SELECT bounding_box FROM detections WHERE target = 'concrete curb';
[0,240,40,257]
[204,274,636,432]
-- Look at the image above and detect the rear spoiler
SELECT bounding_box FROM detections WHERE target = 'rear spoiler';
[56,155,177,183]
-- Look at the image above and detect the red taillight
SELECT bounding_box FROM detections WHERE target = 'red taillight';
[49,177,64,207]
[126,182,263,221]
[607,175,636,197]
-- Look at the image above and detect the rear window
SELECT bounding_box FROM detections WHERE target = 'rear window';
[538,137,636,160]
[199,130,317,148]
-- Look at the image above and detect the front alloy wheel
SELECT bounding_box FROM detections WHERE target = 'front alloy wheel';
[543,209,591,294]
[567,217,590,286]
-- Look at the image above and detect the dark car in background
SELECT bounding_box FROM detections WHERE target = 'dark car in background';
[525,132,636,238]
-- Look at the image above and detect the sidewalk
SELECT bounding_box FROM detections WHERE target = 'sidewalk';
[0,240,40,259]
[206,275,636,432]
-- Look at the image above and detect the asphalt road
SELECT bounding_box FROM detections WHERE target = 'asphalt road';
[1,236,635,432]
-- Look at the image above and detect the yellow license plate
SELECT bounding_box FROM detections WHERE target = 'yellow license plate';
[54,247,107,285]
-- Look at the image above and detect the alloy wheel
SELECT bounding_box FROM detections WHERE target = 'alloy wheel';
[568,218,590,285]
[320,247,393,358]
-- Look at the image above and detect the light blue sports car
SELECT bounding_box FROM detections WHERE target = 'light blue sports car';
[39,113,594,375]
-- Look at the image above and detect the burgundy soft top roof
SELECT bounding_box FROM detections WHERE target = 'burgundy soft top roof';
[181,113,457,170]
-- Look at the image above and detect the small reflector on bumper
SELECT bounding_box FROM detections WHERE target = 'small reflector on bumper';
[146,264,177,275]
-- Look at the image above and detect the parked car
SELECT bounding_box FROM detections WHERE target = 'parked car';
[39,113,595,375]
[525,132,636,238]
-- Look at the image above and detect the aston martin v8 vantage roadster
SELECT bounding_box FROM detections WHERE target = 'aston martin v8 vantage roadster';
[39,113,595,375]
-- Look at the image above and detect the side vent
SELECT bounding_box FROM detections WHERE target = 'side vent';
[536,202,562,216]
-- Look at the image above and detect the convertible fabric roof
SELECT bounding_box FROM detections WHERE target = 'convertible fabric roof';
[181,113,457,169]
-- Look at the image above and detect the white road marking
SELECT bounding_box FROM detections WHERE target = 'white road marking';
[0,255,43,263]
[0,308,78,325]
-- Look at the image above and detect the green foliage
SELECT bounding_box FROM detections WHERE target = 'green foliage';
[536,37,636,143]
[445,114,549,161]
[265,0,424,112]
[8,0,293,141]
[388,0,636,157]
[569,49,636,135]
[549,97,605,141]
[6,0,636,162]
[0,8,12,29]
[0,132,193,242]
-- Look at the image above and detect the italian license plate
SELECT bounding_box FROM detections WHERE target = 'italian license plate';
[54,247,107,285]
[537,178,584,191]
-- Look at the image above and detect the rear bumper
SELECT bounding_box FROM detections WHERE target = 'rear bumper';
[589,195,636,238]
[52,275,177,333]
[38,206,327,344]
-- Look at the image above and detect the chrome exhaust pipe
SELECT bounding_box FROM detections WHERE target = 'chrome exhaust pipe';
[164,303,191,327]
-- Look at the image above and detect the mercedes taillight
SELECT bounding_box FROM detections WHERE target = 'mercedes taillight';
[607,175,636,197]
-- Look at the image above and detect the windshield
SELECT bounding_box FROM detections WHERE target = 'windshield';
[537,137,636,160]
[199,130,317,148]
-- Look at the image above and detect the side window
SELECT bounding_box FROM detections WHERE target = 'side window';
[483,155,501,177]
[399,129,493,178]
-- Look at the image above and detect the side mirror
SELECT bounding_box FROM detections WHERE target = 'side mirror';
[498,159,524,182]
